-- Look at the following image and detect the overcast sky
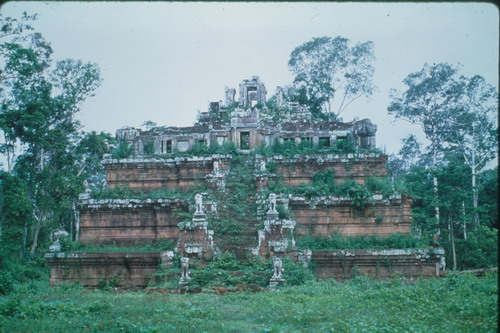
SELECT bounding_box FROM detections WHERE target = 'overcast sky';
[1,2,498,154]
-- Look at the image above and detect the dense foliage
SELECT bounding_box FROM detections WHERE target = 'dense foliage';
[0,13,110,291]
[387,63,498,270]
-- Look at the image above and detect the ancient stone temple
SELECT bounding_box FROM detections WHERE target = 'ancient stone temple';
[46,77,444,287]
[116,75,377,155]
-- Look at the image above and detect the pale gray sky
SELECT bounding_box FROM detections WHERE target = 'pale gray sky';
[1,2,498,154]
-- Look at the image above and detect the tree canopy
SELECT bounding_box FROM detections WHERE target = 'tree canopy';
[0,12,107,257]
[387,63,498,269]
[287,36,375,119]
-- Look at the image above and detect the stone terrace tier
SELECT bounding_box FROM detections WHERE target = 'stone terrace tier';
[45,252,161,287]
[103,154,232,192]
[312,248,445,280]
[78,198,186,245]
[290,194,412,237]
[260,152,387,186]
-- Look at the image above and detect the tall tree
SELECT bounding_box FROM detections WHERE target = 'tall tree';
[448,75,498,228]
[0,12,40,172]
[288,36,375,119]
[0,13,102,254]
[387,63,462,234]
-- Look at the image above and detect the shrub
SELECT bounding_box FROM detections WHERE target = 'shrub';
[143,141,155,154]
[0,271,15,295]
[455,226,498,269]
[282,257,315,286]
[336,180,373,210]
[111,140,134,158]
[186,254,313,288]
[365,177,394,198]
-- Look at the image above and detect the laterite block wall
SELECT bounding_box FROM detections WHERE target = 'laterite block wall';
[312,249,444,280]
[79,199,185,245]
[103,155,231,192]
[269,153,387,186]
[45,252,161,287]
[290,195,413,237]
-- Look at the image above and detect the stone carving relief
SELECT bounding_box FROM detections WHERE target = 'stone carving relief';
[268,193,277,214]
[195,193,204,215]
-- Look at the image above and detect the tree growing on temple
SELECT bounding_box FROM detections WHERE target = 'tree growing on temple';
[287,36,375,119]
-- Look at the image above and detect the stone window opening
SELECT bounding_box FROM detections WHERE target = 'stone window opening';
[359,136,370,148]
[166,140,172,153]
[319,137,330,148]
[240,132,250,150]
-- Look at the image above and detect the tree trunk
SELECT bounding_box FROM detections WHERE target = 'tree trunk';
[462,201,467,240]
[448,215,457,270]
[74,203,80,241]
[471,146,480,229]
[432,143,441,236]
[30,218,42,255]
[0,202,2,237]
[20,220,29,260]
[3,134,15,174]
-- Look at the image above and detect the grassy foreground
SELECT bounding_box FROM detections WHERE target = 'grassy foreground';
[0,273,497,333]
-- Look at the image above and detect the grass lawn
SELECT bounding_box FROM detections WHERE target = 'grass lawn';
[0,273,497,332]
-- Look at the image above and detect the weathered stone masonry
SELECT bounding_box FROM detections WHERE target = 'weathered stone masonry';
[290,194,412,237]
[103,155,232,192]
[117,76,377,155]
[46,76,444,286]
[78,199,185,245]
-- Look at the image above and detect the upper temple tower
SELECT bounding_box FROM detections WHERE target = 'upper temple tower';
[239,76,267,108]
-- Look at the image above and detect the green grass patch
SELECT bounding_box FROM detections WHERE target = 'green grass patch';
[0,273,496,332]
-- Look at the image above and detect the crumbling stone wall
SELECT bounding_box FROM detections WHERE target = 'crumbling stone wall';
[290,195,412,237]
[79,199,185,245]
[312,249,444,280]
[269,153,387,186]
[103,155,231,192]
[46,248,444,287]
[46,252,160,287]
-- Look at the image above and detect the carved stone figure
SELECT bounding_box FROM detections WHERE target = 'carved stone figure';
[52,228,69,241]
[268,193,277,213]
[49,239,62,252]
[195,193,204,214]
[439,255,446,273]
[213,161,220,176]
[225,87,236,107]
[272,256,284,280]
[160,251,174,268]
[181,257,190,279]
[79,180,93,200]
[276,86,284,108]
[48,228,69,252]
[260,160,266,171]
